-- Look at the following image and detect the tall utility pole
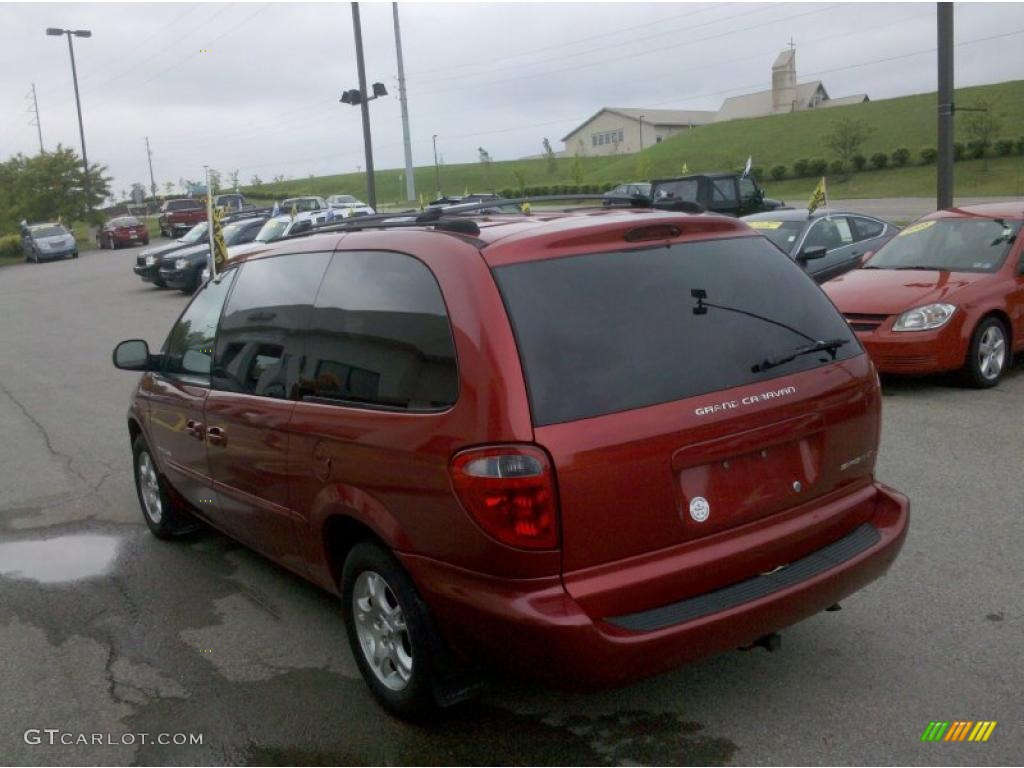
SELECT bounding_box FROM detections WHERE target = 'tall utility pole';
[145,137,157,199]
[432,134,441,198]
[28,84,44,153]
[46,28,92,211]
[937,2,954,210]
[351,3,376,210]
[392,3,415,202]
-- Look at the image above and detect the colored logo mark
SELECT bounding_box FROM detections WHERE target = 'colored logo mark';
[921,721,997,742]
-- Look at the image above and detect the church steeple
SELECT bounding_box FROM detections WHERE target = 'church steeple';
[772,46,797,113]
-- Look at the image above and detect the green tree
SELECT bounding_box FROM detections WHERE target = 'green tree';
[824,118,872,178]
[962,97,1002,170]
[542,138,558,176]
[250,174,263,188]
[571,153,586,186]
[208,169,222,194]
[511,169,526,195]
[163,181,174,197]
[0,145,110,232]
[228,169,240,190]
[478,147,493,189]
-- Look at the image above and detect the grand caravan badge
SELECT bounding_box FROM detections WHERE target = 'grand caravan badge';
[694,386,797,416]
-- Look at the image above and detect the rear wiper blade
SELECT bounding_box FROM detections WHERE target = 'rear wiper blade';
[751,338,849,373]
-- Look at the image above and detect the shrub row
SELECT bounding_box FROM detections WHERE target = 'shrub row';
[0,234,22,260]
[497,182,618,198]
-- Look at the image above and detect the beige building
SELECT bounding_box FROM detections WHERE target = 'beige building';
[560,107,716,157]
[562,48,868,156]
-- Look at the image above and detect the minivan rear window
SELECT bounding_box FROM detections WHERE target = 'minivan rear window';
[494,236,859,426]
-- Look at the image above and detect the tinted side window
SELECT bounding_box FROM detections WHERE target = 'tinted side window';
[162,271,237,382]
[212,253,331,398]
[711,178,737,204]
[851,217,885,241]
[738,177,758,201]
[299,251,458,410]
[803,217,854,251]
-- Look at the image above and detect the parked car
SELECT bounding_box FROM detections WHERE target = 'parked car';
[428,193,504,213]
[327,194,375,217]
[214,193,248,212]
[281,196,328,213]
[742,209,896,283]
[134,222,209,287]
[98,216,150,249]
[158,199,206,238]
[113,206,909,718]
[650,172,784,216]
[157,215,268,294]
[824,203,1023,387]
[602,182,652,206]
[21,222,78,262]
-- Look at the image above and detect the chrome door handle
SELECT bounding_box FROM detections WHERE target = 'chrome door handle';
[206,426,227,446]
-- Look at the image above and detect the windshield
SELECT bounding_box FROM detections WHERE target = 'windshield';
[746,220,805,252]
[181,222,209,243]
[654,179,699,203]
[222,222,254,245]
[31,226,68,239]
[256,219,289,242]
[868,217,1020,273]
[494,236,858,426]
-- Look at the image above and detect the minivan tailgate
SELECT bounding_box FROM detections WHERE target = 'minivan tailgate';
[535,357,880,576]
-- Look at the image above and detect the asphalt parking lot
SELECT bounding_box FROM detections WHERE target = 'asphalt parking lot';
[0,244,1021,766]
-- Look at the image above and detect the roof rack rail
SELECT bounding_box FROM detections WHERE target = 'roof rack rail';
[275,193,650,243]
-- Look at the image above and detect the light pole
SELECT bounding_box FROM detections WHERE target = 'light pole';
[432,134,441,198]
[392,2,415,202]
[340,3,387,210]
[937,2,954,210]
[639,114,645,153]
[47,27,92,213]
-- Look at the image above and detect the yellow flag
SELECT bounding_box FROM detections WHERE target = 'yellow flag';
[681,163,690,175]
[463,186,469,197]
[290,204,298,220]
[418,193,425,211]
[211,205,228,271]
[520,202,532,215]
[807,176,828,214]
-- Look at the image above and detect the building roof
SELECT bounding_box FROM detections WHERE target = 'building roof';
[561,107,716,141]
[714,81,827,122]
[818,94,870,109]
[772,49,795,70]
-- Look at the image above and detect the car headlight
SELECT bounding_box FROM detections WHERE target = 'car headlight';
[892,303,957,332]
[174,258,188,270]
[145,255,156,266]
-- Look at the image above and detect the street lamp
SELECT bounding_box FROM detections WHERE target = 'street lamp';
[47,27,93,213]
[432,134,441,199]
[340,3,387,210]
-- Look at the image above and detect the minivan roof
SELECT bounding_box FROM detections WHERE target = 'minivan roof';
[225,208,752,270]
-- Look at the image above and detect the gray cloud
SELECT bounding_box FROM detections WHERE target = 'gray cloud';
[1,2,1021,196]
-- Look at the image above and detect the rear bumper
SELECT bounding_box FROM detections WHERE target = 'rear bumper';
[402,481,908,687]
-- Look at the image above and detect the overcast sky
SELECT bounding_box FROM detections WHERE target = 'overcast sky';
[1,1,1022,197]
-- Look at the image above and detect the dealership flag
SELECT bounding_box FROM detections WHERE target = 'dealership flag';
[210,205,228,275]
[807,177,828,215]
[271,201,280,217]
[681,163,690,175]
[289,204,298,221]
[742,156,752,178]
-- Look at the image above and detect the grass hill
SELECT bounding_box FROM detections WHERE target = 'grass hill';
[240,80,1024,205]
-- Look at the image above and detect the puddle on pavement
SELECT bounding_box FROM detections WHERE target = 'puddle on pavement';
[0,534,120,583]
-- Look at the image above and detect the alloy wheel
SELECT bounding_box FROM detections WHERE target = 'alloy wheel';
[352,570,413,691]
[137,451,163,525]
[978,324,1006,381]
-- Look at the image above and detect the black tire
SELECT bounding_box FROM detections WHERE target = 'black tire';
[132,435,196,539]
[962,316,1010,389]
[341,541,444,719]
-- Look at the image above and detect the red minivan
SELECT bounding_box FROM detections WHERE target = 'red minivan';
[113,207,909,718]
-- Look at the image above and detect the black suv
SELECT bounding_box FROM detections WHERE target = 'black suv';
[158,213,269,293]
[650,173,784,217]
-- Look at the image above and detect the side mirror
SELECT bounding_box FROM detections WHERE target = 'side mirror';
[798,245,828,264]
[859,250,875,267]
[113,339,153,371]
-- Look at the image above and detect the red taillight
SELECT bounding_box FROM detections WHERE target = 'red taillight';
[449,445,560,550]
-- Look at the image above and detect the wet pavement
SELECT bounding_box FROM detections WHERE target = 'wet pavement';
[0,245,1021,765]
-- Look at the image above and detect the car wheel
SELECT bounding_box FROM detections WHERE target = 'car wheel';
[72,251,78,259]
[342,541,445,720]
[963,316,1009,388]
[132,435,197,539]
